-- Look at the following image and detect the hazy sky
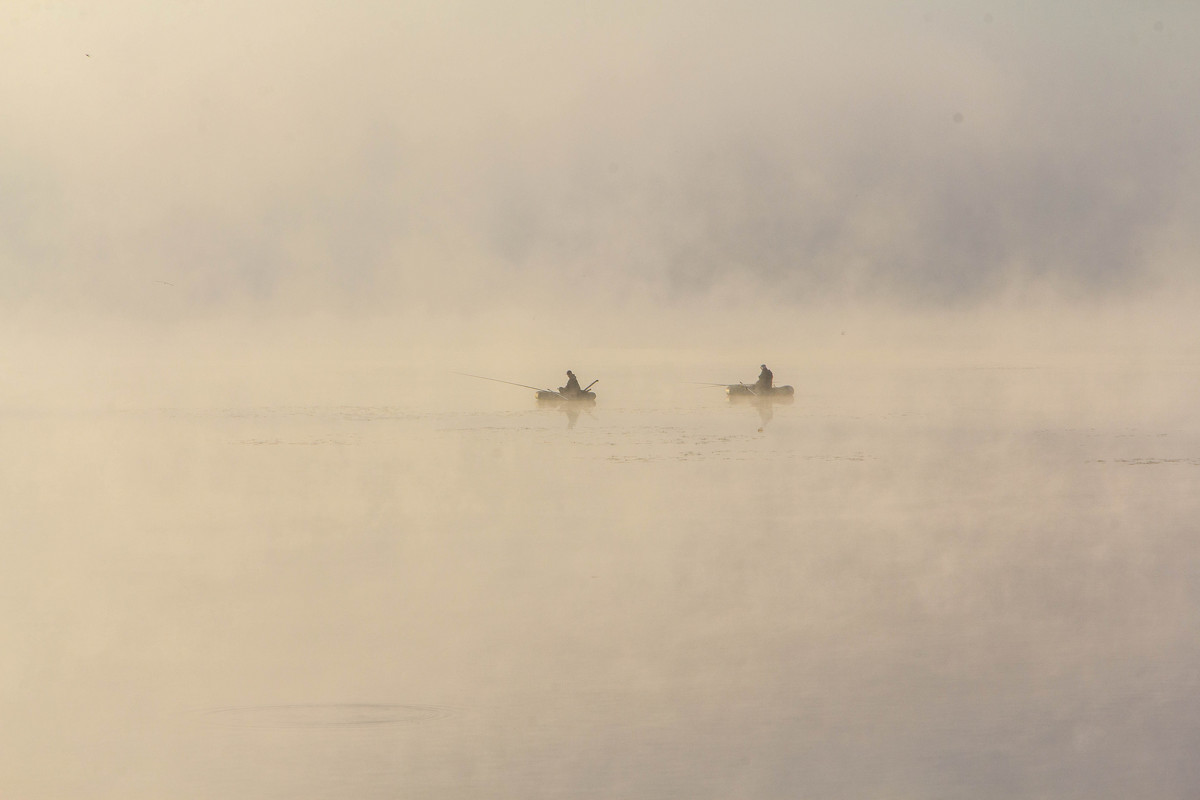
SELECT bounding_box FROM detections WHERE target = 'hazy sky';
[3,0,1198,323]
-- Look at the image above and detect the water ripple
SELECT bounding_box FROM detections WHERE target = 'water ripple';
[196,703,455,729]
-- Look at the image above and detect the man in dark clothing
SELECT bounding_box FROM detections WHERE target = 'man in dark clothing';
[755,364,773,392]
[560,370,582,397]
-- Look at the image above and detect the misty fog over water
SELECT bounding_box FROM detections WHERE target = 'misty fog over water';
[4,346,1200,798]
[5,1,1200,798]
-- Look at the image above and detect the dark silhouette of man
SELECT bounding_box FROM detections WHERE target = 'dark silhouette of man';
[560,370,582,397]
[755,364,773,392]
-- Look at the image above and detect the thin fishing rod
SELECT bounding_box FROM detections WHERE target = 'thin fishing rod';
[453,372,561,397]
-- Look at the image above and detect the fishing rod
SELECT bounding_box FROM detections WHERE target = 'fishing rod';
[453,372,565,399]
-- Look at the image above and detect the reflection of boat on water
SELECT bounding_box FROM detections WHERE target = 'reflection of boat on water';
[726,384,794,402]
[548,400,594,428]
[536,390,597,405]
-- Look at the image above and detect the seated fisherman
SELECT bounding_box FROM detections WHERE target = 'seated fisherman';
[754,364,773,392]
[560,370,582,397]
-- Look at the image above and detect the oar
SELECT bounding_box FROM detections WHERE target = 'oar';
[739,382,759,396]
[582,379,599,393]
[453,372,565,399]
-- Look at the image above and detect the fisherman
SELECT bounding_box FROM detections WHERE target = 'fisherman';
[755,364,773,392]
[560,369,582,397]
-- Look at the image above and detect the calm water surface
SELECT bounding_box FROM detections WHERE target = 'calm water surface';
[3,362,1199,798]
